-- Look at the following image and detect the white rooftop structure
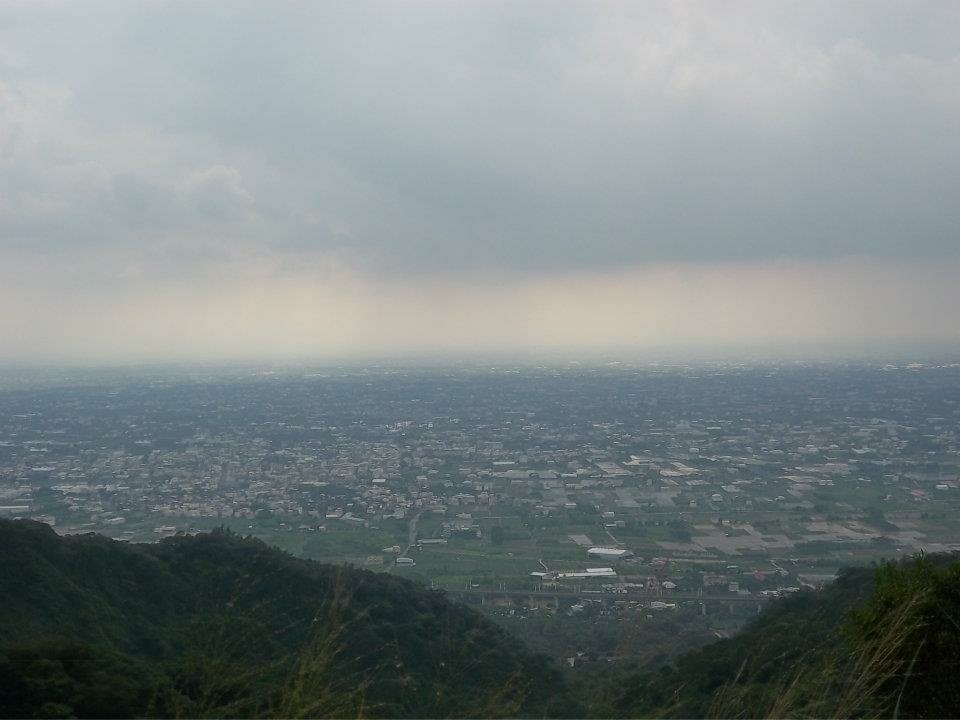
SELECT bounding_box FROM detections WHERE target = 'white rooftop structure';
[556,568,617,579]
[587,547,631,558]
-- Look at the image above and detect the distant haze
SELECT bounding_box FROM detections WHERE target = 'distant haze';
[1,1,958,362]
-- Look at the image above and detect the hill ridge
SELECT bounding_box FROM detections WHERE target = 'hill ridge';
[0,519,567,718]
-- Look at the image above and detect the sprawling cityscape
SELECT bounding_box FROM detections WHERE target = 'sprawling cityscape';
[3,360,958,662]
[3,0,960,714]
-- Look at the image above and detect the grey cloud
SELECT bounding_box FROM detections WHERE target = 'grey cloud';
[0,0,959,280]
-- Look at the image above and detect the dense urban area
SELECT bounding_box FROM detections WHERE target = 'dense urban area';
[2,360,959,665]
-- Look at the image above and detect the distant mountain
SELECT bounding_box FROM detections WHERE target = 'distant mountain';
[0,520,570,718]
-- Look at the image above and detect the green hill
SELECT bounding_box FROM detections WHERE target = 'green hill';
[3,518,959,719]
[0,519,569,719]
[590,553,960,719]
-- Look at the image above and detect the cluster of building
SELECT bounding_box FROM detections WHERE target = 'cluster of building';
[1,362,958,571]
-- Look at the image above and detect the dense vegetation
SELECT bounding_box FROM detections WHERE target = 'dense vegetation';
[0,520,569,718]
[2,518,959,718]
[587,553,960,719]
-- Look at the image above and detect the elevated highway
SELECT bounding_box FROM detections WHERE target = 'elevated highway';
[441,586,768,605]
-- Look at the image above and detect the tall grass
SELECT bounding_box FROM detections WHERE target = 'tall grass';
[272,572,369,719]
[173,553,540,718]
[170,557,371,718]
[706,556,960,719]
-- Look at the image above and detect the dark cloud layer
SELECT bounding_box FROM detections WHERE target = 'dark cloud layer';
[1,2,958,360]
[2,1,959,277]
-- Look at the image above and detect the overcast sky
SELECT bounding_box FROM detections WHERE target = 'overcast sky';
[1,1,958,362]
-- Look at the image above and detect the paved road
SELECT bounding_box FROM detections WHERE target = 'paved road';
[403,510,423,556]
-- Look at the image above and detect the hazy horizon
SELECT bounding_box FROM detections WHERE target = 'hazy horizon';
[2,1,958,363]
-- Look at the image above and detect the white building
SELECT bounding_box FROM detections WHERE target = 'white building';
[587,547,632,559]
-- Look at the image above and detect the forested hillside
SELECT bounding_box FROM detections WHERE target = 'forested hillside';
[588,553,960,719]
[2,519,959,719]
[0,520,570,718]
